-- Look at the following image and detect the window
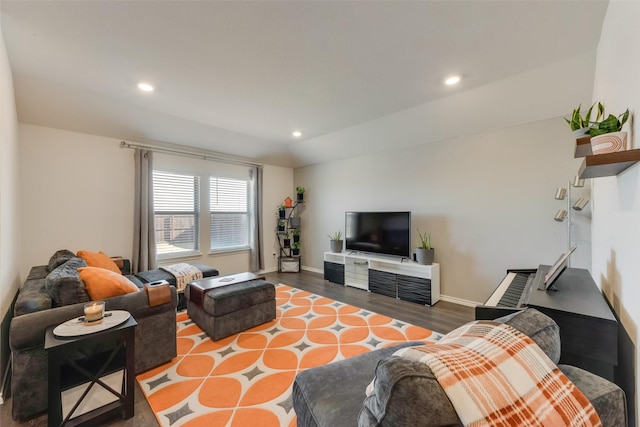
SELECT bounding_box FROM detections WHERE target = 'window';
[210,176,252,251]
[153,171,200,258]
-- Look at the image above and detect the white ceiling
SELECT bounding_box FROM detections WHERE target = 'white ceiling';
[1,1,608,167]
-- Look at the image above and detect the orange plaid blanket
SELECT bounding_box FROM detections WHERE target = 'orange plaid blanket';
[394,321,602,427]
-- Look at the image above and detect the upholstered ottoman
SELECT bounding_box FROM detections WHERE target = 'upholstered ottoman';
[185,273,276,341]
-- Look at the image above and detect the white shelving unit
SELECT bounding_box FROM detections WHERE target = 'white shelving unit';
[323,251,440,305]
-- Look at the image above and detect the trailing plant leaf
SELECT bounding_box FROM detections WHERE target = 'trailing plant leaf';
[565,102,603,132]
[589,109,629,137]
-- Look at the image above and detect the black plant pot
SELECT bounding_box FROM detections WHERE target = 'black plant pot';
[293,235,300,243]
[278,209,286,219]
[292,248,300,256]
[297,193,304,202]
[284,239,291,248]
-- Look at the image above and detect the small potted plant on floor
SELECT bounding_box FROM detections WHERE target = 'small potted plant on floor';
[292,241,301,256]
[415,229,434,265]
[328,230,343,253]
[296,186,305,202]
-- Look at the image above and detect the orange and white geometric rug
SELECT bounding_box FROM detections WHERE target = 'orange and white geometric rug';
[137,284,441,427]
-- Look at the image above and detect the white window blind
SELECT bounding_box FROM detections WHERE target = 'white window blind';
[210,177,252,251]
[153,171,200,258]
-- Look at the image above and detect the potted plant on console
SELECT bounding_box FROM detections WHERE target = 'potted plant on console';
[328,230,343,253]
[415,229,434,265]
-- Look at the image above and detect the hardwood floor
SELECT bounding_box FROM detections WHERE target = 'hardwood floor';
[0,270,474,427]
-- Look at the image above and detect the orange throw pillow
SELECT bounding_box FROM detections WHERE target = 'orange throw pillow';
[79,267,139,300]
[77,250,121,274]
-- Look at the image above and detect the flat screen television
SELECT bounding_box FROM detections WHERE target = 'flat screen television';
[345,211,411,258]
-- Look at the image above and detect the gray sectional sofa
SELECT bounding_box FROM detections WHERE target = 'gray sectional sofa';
[9,250,217,421]
[293,309,627,427]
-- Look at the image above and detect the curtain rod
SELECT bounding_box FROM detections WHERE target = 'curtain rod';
[120,141,263,168]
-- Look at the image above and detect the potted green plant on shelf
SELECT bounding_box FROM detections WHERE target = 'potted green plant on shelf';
[415,229,434,265]
[589,105,629,155]
[277,220,286,233]
[566,102,629,155]
[292,228,301,243]
[327,230,343,253]
[277,204,286,219]
[296,186,305,202]
[292,241,301,256]
[565,103,602,138]
[283,231,291,248]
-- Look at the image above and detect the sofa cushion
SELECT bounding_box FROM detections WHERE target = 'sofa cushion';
[360,309,560,427]
[47,249,75,272]
[495,308,561,364]
[14,277,51,316]
[45,257,90,307]
[293,342,422,427]
[77,250,121,274]
[79,267,140,300]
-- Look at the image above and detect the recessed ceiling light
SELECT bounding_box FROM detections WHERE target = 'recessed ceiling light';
[444,75,461,86]
[292,130,302,138]
[137,82,154,92]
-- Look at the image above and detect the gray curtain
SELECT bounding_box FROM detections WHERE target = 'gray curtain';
[249,166,264,272]
[133,148,157,273]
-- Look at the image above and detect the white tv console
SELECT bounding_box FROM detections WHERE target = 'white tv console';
[323,251,440,305]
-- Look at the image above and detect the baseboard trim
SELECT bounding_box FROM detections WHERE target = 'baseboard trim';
[301,266,322,274]
[438,294,479,308]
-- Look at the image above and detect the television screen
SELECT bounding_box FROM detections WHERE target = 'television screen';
[345,211,411,258]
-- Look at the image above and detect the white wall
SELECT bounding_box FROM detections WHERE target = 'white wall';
[0,18,21,402]
[295,117,589,305]
[18,124,293,278]
[19,124,135,276]
[591,1,640,423]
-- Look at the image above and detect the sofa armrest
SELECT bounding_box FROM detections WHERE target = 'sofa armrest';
[10,287,177,351]
[10,303,85,351]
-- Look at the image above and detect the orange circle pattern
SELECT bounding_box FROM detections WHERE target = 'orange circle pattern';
[137,284,440,426]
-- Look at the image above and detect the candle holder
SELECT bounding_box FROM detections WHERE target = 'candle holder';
[83,301,105,323]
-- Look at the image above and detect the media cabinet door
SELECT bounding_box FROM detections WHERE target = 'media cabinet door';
[369,270,397,298]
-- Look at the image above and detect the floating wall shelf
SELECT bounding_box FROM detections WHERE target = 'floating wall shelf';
[578,148,640,179]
